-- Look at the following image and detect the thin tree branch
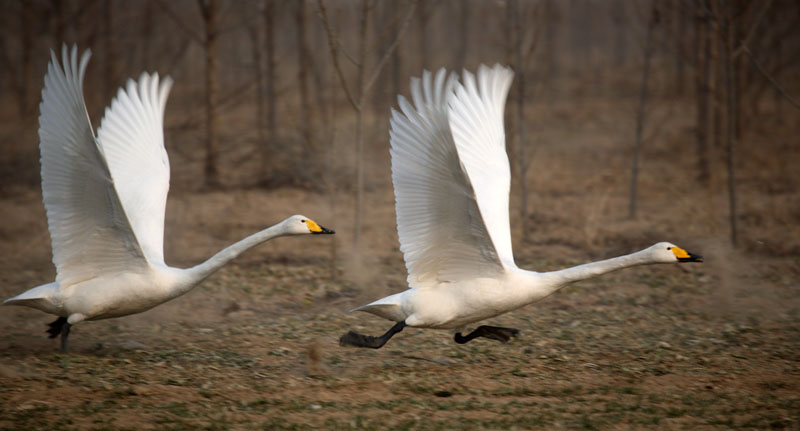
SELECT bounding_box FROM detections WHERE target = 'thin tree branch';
[370,5,411,54]
[702,0,798,110]
[337,40,362,68]
[740,45,800,110]
[153,0,204,44]
[165,39,192,75]
[0,44,18,89]
[363,0,417,96]
[522,2,542,70]
[698,0,720,31]
[165,75,259,135]
[317,0,359,110]
[218,11,262,35]
[733,0,772,58]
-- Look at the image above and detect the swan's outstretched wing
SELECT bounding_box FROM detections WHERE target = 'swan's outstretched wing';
[39,45,147,287]
[448,64,516,269]
[391,69,506,289]
[96,72,173,265]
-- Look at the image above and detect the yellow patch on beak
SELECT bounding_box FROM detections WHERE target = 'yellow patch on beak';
[305,220,323,233]
[671,247,691,259]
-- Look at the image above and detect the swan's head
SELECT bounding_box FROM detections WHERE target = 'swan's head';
[283,215,335,236]
[649,242,703,263]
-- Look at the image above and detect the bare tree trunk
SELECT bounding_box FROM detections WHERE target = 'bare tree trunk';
[18,0,33,117]
[51,0,66,44]
[353,0,369,253]
[511,0,530,240]
[544,0,558,84]
[248,24,264,157]
[140,0,153,66]
[694,5,710,184]
[418,0,429,70]
[674,0,685,96]
[391,42,402,102]
[391,0,403,100]
[455,0,469,69]
[103,0,117,105]
[297,0,313,159]
[504,0,516,155]
[710,9,723,151]
[79,1,100,54]
[200,0,220,188]
[773,34,782,116]
[723,4,738,246]
[264,0,277,183]
[505,0,514,65]
[612,0,627,67]
[629,3,658,219]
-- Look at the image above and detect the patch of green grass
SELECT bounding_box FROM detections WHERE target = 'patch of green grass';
[408,383,433,395]
[494,386,537,396]
[203,413,234,431]
[509,366,528,377]
[619,386,640,394]
[666,406,687,418]
[706,416,735,427]
[160,401,194,418]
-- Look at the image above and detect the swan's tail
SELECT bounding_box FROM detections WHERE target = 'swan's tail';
[351,292,409,322]
[3,282,60,314]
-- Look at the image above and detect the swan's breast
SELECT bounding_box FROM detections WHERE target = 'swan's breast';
[405,277,512,329]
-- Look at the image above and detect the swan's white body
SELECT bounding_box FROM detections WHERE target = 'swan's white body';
[352,65,700,332]
[357,244,685,329]
[3,46,333,335]
[6,223,314,325]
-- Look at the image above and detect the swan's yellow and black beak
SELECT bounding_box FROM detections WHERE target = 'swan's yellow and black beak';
[672,246,703,263]
[305,220,335,235]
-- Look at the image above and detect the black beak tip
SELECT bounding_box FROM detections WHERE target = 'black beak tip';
[318,226,335,234]
[679,252,703,263]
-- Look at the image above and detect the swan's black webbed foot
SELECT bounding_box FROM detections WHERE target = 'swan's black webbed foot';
[339,331,383,348]
[46,317,72,353]
[46,317,67,338]
[339,321,406,349]
[454,325,520,344]
[60,322,71,353]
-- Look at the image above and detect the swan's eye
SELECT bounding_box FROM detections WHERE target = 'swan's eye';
[667,247,672,250]
[301,219,307,223]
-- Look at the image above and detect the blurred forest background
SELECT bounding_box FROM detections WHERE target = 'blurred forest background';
[0,0,798,278]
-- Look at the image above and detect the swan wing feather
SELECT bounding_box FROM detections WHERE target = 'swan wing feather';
[448,64,516,269]
[391,68,505,288]
[96,71,173,264]
[39,45,147,287]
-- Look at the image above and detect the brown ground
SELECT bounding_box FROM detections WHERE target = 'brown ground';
[0,98,798,430]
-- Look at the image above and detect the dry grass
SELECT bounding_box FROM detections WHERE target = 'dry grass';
[1,261,798,430]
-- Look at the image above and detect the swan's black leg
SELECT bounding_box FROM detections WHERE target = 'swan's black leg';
[60,322,71,353]
[454,325,520,344]
[46,317,67,338]
[339,321,406,349]
[46,317,72,353]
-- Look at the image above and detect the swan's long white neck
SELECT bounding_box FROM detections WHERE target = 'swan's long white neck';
[521,248,658,301]
[545,249,655,286]
[179,223,288,291]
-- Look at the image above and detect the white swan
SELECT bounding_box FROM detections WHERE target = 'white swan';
[3,46,334,352]
[339,65,702,348]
